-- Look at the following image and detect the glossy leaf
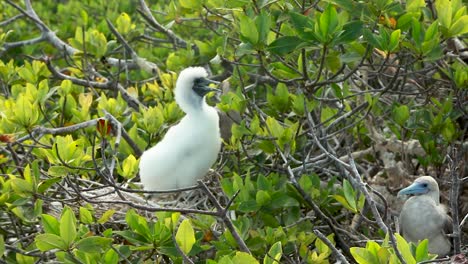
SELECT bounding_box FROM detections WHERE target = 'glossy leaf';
[75,236,113,253]
[239,15,258,45]
[60,207,77,247]
[393,105,410,126]
[79,207,93,224]
[268,36,304,55]
[42,214,60,235]
[175,219,196,254]
[264,241,282,264]
[395,233,416,264]
[35,234,68,251]
[343,179,357,212]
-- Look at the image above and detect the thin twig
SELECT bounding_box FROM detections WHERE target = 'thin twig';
[312,229,350,264]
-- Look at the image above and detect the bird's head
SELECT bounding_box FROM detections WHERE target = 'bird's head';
[397,176,440,204]
[175,67,219,113]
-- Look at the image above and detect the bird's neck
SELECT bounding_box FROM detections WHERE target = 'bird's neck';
[429,192,440,205]
[182,98,211,116]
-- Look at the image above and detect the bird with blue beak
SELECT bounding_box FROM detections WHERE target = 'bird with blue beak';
[398,176,452,256]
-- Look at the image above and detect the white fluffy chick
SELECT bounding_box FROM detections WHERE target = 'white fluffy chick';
[139,67,221,191]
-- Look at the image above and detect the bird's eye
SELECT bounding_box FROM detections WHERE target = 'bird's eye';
[422,183,428,187]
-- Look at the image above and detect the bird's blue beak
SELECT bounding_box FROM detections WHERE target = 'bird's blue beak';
[193,78,219,97]
[397,182,429,197]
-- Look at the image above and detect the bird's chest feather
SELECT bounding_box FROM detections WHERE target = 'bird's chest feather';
[165,111,220,159]
[401,197,446,238]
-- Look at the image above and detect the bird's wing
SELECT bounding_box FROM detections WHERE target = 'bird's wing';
[438,204,453,235]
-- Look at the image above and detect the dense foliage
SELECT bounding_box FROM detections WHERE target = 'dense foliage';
[0,0,467,263]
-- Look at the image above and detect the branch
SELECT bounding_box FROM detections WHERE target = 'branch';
[138,0,189,50]
[0,13,24,27]
[198,181,251,254]
[105,18,159,75]
[312,229,350,264]
[43,56,143,110]
[4,0,145,70]
[447,148,462,254]
[347,153,406,264]
[2,35,46,51]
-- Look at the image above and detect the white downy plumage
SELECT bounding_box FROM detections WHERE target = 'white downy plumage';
[398,176,452,256]
[139,67,221,191]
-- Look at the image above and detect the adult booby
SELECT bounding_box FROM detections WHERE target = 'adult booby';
[398,176,452,256]
[139,67,221,191]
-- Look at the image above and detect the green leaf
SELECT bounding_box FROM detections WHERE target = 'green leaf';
[264,241,282,264]
[289,12,318,41]
[343,179,357,212]
[267,83,291,113]
[103,249,119,264]
[396,233,416,264]
[113,230,148,245]
[424,21,439,42]
[449,15,468,36]
[12,94,41,128]
[336,21,363,43]
[256,190,271,206]
[180,0,202,9]
[350,247,377,264]
[441,118,455,142]
[35,234,68,251]
[411,19,423,46]
[47,166,70,177]
[393,105,410,126]
[239,15,258,45]
[415,239,429,261]
[406,0,425,13]
[364,29,383,50]
[79,207,93,224]
[42,214,60,235]
[75,236,113,253]
[377,247,391,263]
[125,210,149,237]
[268,36,304,55]
[119,154,138,178]
[116,13,134,34]
[232,252,259,264]
[256,11,271,45]
[315,236,331,255]
[23,164,36,189]
[317,4,339,42]
[265,116,284,139]
[333,195,353,211]
[60,207,77,247]
[0,235,4,257]
[435,0,452,30]
[10,178,33,197]
[175,219,196,254]
[97,209,115,224]
[389,29,401,51]
[38,177,62,193]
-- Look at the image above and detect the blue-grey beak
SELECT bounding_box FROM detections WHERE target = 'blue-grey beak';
[397,182,429,197]
[193,78,219,97]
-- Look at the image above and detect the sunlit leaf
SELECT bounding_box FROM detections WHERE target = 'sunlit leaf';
[175,219,196,254]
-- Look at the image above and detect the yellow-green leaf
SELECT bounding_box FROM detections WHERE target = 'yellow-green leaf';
[449,15,468,36]
[35,234,68,251]
[60,207,77,247]
[264,241,282,264]
[79,207,94,224]
[396,233,416,264]
[232,252,259,264]
[98,209,115,224]
[175,219,196,254]
[116,13,133,34]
